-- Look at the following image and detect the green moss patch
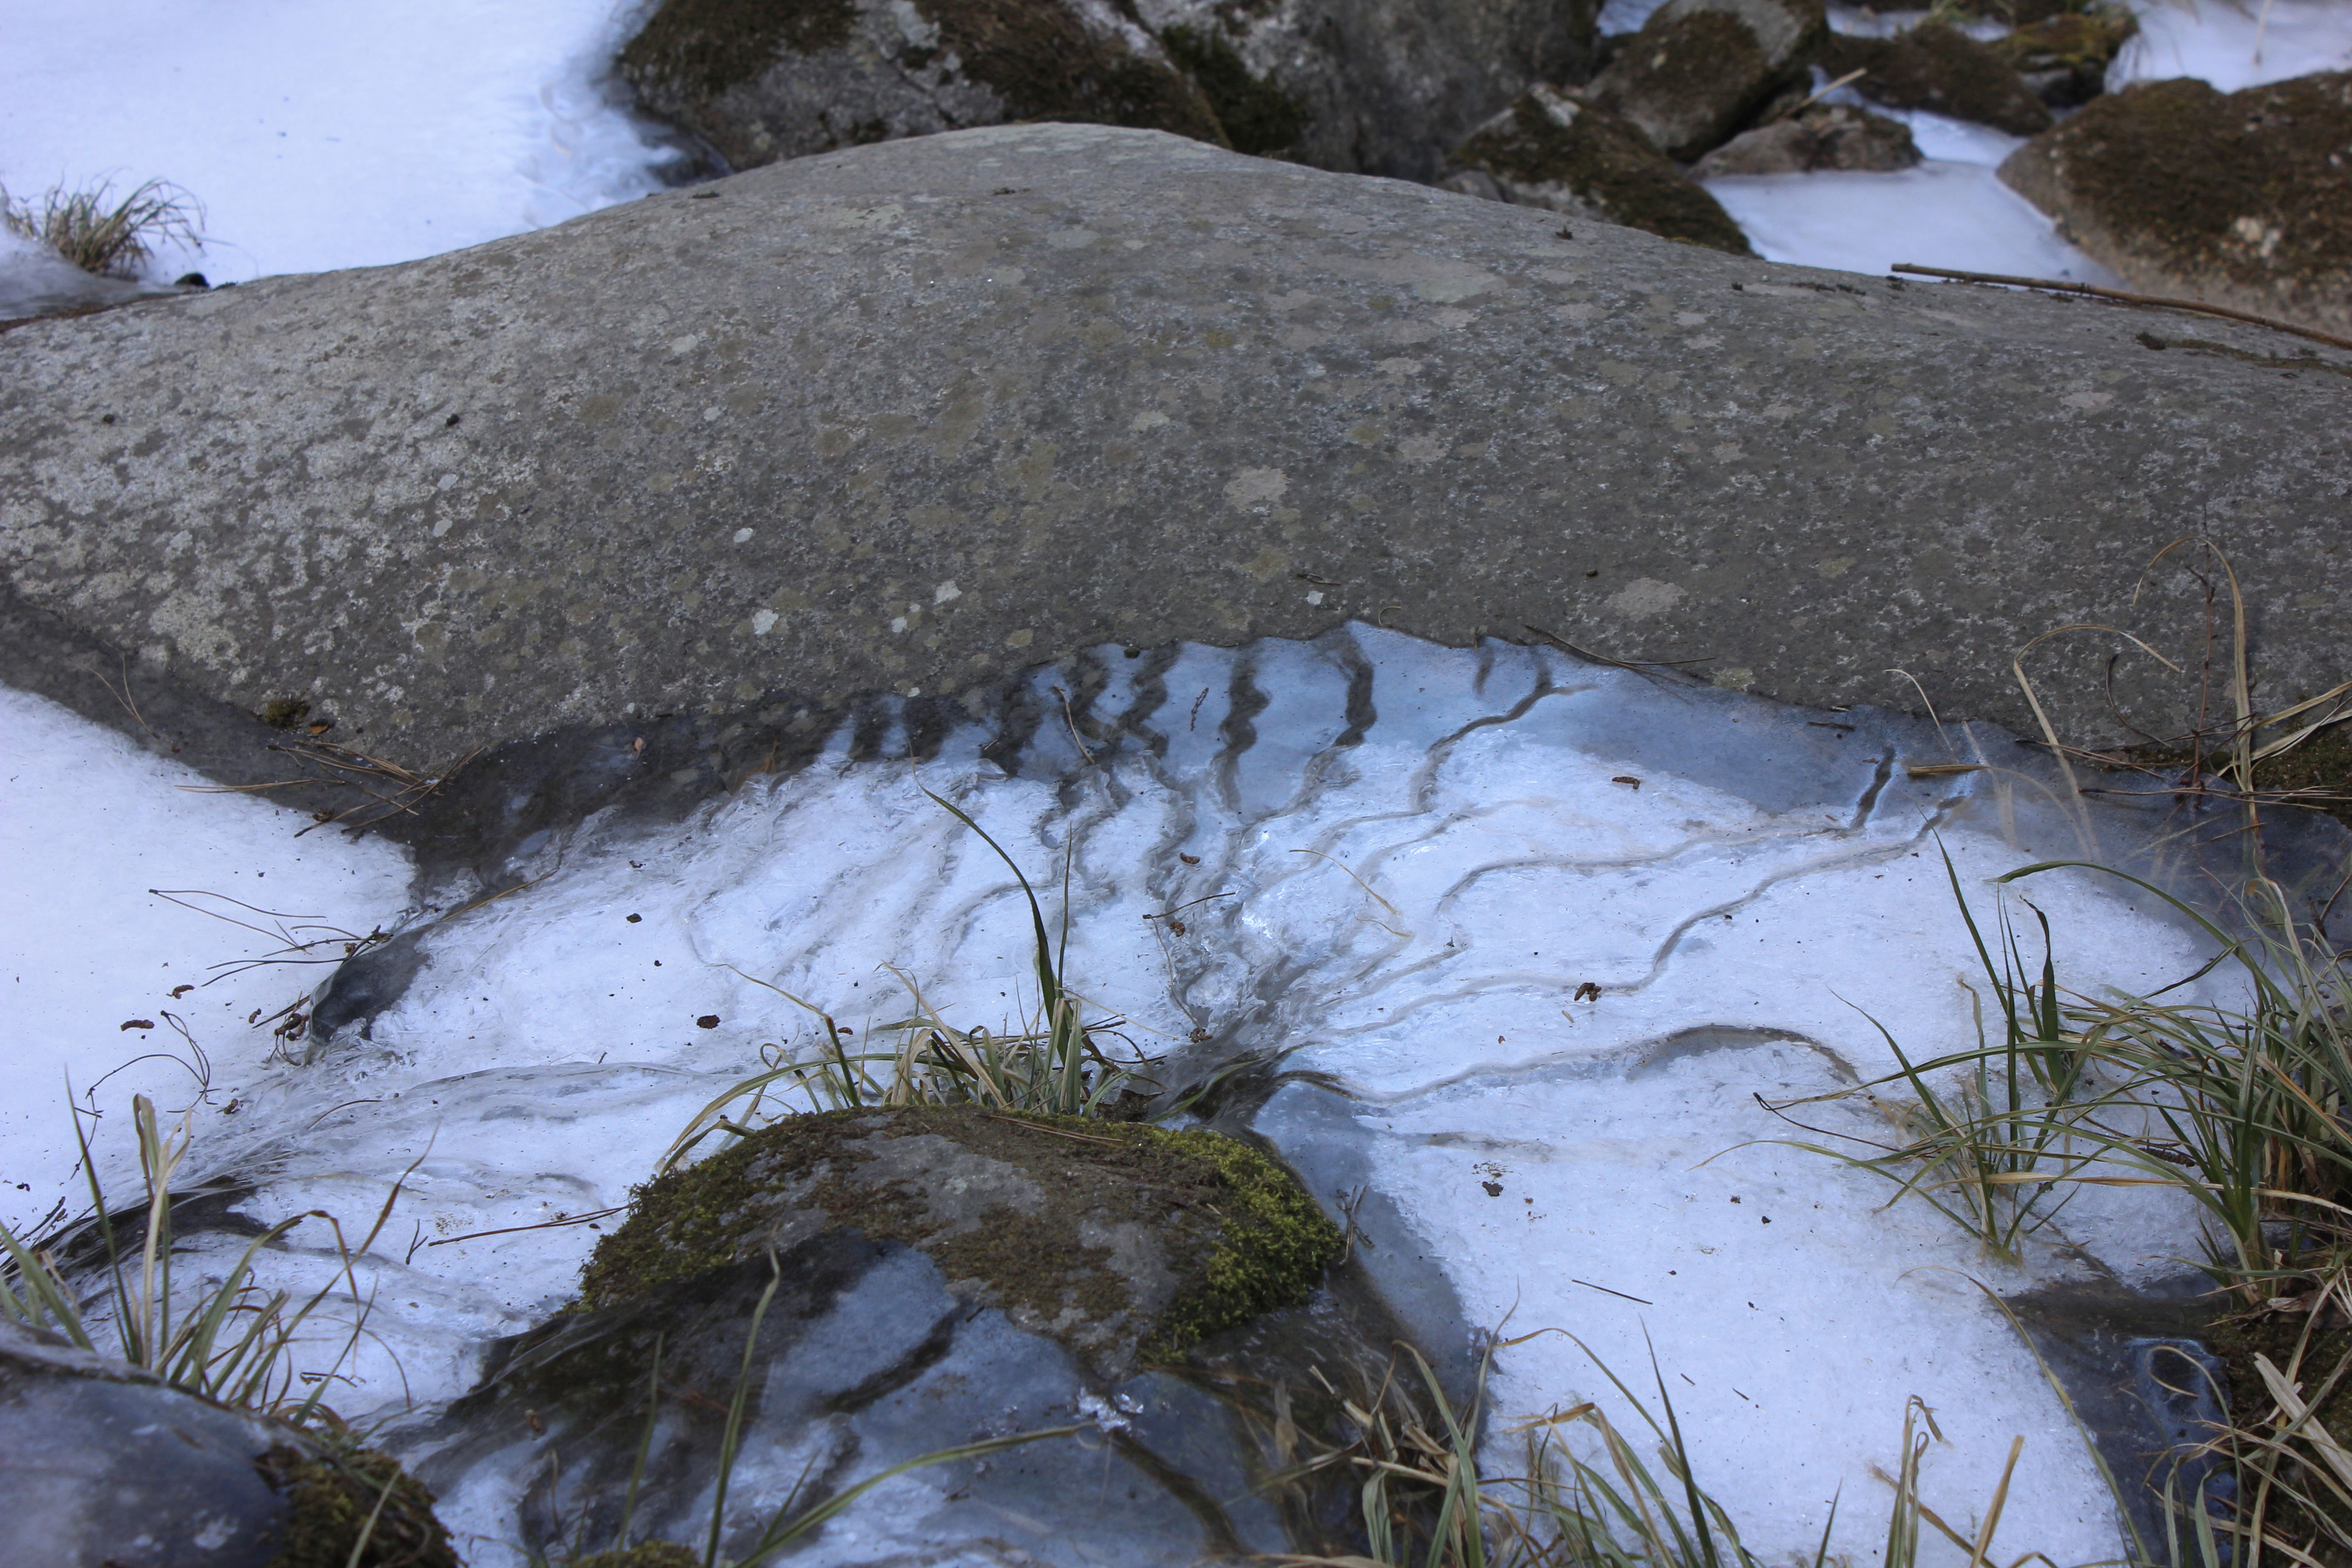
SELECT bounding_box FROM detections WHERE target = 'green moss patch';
[1160,24,1308,157]
[256,1442,456,1568]
[579,1107,1341,1364]
[619,0,860,99]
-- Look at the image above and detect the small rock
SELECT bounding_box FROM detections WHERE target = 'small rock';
[1587,0,1828,161]
[1443,83,1755,255]
[1994,8,2138,108]
[1817,22,2054,134]
[1691,101,1921,175]
[1998,71,2352,338]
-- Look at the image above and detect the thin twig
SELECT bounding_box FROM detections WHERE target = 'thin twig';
[1891,265,2352,354]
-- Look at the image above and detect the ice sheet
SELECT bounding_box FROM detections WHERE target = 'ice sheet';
[0,686,414,1235]
[0,0,678,286]
[0,630,2259,1564]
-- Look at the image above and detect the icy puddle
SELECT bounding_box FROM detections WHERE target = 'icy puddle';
[4,627,2292,1564]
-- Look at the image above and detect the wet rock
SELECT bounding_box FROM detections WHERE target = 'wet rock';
[1688,100,1921,175]
[0,1319,456,1568]
[1441,83,1754,253]
[1993,7,2137,108]
[1135,0,1604,179]
[580,1107,1342,1377]
[402,1108,1403,1565]
[1999,72,2352,338]
[1587,0,1828,160]
[616,0,1227,170]
[1816,22,2054,134]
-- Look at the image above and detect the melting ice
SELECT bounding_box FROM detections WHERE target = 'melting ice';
[5,626,2288,1565]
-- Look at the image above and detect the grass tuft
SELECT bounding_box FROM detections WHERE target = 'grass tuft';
[1,176,204,278]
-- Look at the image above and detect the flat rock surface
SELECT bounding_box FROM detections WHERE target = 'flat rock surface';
[3,122,2349,773]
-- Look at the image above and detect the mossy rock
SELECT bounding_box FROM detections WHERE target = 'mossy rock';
[1999,73,2352,340]
[1442,85,1754,256]
[1588,0,1826,161]
[617,0,1227,173]
[1816,22,2053,135]
[580,1106,1343,1375]
[256,1441,457,1568]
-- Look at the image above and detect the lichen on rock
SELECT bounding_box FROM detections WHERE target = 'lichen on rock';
[1443,83,1755,255]
[1998,71,2352,338]
[579,1105,1343,1373]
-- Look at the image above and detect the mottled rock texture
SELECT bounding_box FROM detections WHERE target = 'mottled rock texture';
[1588,0,1826,160]
[2000,73,2352,339]
[1442,83,1754,253]
[1688,101,1920,176]
[1817,22,2053,134]
[2,122,2349,778]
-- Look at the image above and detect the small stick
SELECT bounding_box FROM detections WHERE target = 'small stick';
[1891,264,2352,353]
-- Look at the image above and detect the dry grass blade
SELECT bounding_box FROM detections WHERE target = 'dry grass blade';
[1,177,205,277]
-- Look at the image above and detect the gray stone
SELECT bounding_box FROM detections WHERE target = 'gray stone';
[1588,0,1826,160]
[1688,101,1921,176]
[1441,83,1753,254]
[2000,73,2352,340]
[3,122,2351,782]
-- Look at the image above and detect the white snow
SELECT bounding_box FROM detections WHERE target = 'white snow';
[0,630,2244,1566]
[0,686,413,1236]
[0,0,677,286]
[2113,0,2352,93]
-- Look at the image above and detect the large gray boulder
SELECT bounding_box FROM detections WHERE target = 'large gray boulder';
[2,122,2349,781]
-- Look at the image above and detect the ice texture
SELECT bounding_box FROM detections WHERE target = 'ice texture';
[2,629,2280,1565]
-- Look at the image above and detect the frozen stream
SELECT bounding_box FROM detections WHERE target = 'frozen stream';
[2,627,2298,1564]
